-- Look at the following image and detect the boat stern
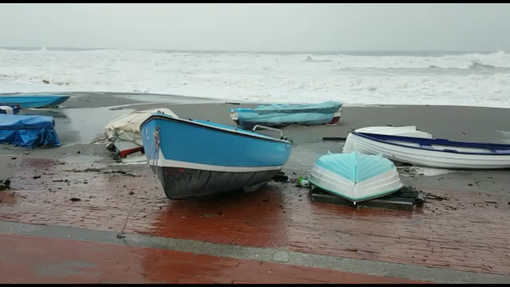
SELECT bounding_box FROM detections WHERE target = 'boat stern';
[329,106,342,124]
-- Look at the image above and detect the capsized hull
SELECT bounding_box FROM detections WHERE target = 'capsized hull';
[310,164,402,203]
[309,151,403,203]
[0,95,70,108]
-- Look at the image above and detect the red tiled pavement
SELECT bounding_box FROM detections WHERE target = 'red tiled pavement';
[2,159,510,275]
[0,234,427,283]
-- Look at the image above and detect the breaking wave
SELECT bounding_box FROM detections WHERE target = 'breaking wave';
[0,48,509,107]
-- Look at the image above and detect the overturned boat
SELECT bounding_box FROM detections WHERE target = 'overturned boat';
[343,126,510,169]
[0,155,22,182]
[230,101,343,129]
[309,151,403,203]
[0,115,61,148]
[104,108,178,159]
[140,113,293,199]
[0,95,70,109]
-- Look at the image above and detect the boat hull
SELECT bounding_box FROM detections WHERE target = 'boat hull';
[310,164,402,203]
[346,130,510,169]
[230,101,343,129]
[151,166,280,199]
[309,151,403,203]
[0,105,20,115]
[141,115,292,199]
[112,139,143,158]
[0,95,70,108]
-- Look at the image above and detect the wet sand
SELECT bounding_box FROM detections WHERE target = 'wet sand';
[1,92,510,194]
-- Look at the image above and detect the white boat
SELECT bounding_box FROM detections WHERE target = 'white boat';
[343,126,510,169]
[309,151,403,203]
[104,108,179,158]
[0,155,22,181]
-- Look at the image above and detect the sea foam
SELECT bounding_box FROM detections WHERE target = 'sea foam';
[0,49,509,107]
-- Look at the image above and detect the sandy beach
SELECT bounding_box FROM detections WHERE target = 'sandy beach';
[1,92,510,283]
[3,92,510,193]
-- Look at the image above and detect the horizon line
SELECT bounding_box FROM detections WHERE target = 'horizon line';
[0,46,501,54]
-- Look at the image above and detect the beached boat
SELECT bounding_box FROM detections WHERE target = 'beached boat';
[0,105,20,115]
[104,108,179,159]
[343,126,510,169]
[0,155,22,181]
[230,101,343,129]
[0,95,70,109]
[310,151,402,203]
[0,115,61,148]
[141,113,293,199]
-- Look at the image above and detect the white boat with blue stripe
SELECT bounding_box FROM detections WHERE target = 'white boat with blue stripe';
[140,113,293,199]
[344,126,510,169]
[309,151,403,203]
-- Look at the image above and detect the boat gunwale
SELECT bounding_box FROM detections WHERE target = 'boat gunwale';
[353,131,510,155]
[140,114,293,145]
[309,179,403,203]
[230,102,343,115]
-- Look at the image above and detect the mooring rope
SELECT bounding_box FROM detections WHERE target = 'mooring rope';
[117,129,160,239]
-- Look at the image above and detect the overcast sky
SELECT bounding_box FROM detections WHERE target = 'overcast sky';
[0,4,508,52]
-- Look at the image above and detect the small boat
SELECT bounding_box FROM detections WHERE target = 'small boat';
[0,95,70,109]
[230,101,343,129]
[309,151,403,203]
[0,114,61,148]
[343,126,510,169]
[0,155,22,181]
[104,108,179,159]
[0,105,20,115]
[343,126,433,154]
[140,113,293,199]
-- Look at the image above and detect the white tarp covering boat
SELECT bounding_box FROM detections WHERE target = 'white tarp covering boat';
[343,126,510,169]
[309,151,403,203]
[104,108,178,158]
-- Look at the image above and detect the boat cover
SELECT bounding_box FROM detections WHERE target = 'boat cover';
[104,108,178,147]
[0,114,61,148]
[231,101,342,128]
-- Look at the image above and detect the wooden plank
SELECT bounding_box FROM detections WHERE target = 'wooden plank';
[311,186,423,212]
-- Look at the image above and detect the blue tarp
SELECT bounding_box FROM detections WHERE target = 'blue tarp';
[0,114,61,148]
[231,101,343,129]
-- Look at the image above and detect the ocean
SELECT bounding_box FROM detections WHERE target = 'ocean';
[0,47,508,108]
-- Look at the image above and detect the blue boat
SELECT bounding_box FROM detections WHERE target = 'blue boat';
[0,95,70,109]
[309,151,403,203]
[140,113,293,199]
[0,114,61,148]
[230,101,343,129]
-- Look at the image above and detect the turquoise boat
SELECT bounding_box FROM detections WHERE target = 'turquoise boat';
[309,151,403,203]
[230,101,343,129]
[0,95,70,108]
